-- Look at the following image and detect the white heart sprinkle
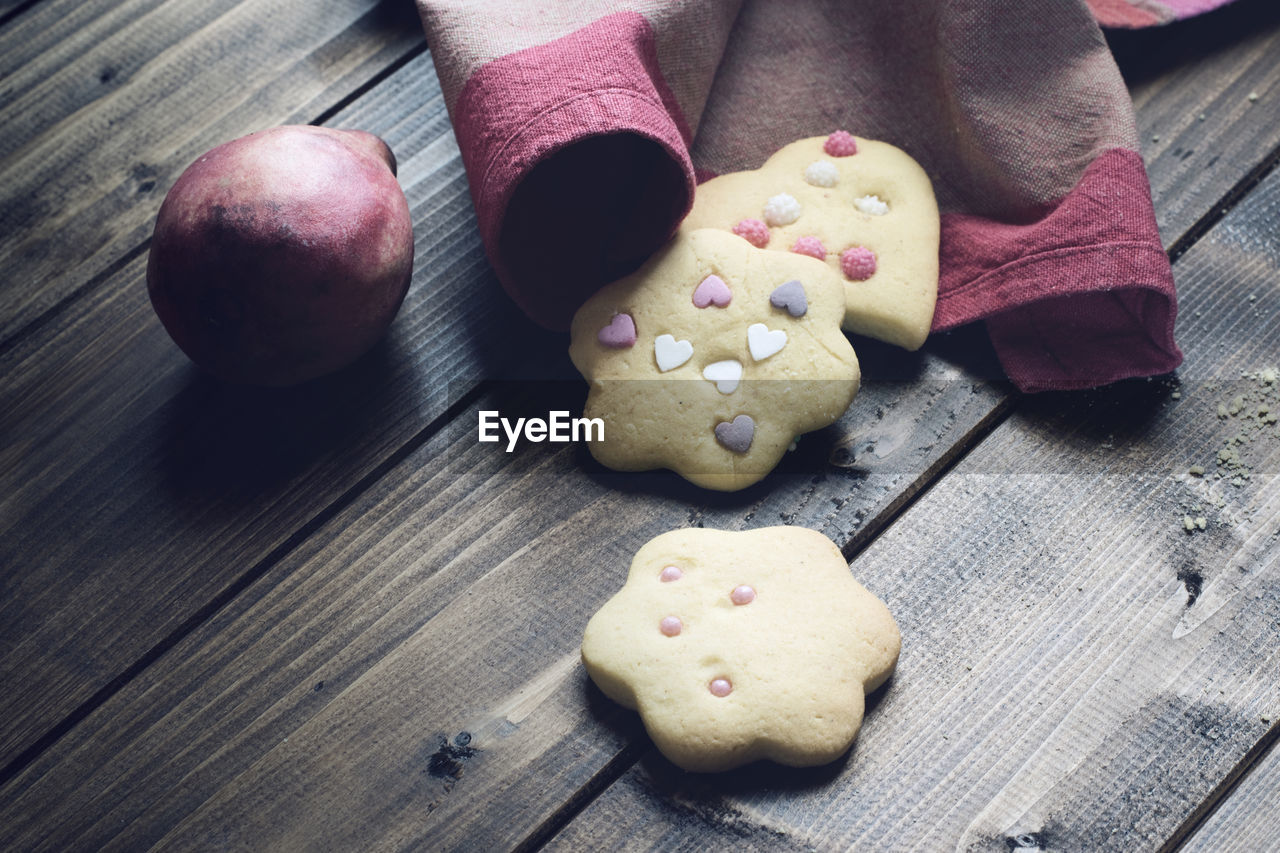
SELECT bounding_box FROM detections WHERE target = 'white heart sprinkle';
[702,360,743,394]
[747,323,787,361]
[854,194,889,215]
[653,334,694,372]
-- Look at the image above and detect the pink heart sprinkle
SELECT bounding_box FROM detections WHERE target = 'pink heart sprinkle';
[692,274,732,308]
[597,312,636,348]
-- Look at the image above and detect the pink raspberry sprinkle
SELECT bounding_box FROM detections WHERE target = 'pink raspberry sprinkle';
[824,130,858,157]
[732,218,770,248]
[709,677,733,697]
[730,585,756,605]
[840,246,877,281]
[660,616,682,637]
[791,236,826,260]
[659,566,684,582]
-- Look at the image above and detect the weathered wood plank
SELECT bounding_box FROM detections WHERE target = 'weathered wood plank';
[0,0,37,28]
[1181,732,1280,853]
[0,51,561,776]
[1113,0,1280,247]
[0,0,423,346]
[0,37,986,791]
[1,7,1277,849]
[547,144,1280,852]
[0,359,1011,851]
[6,113,1279,851]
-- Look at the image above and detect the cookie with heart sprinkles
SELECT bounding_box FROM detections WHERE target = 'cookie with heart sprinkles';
[569,229,859,491]
[682,132,939,351]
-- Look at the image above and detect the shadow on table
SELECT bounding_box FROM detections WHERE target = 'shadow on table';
[1106,0,1280,87]
[584,670,897,799]
[157,332,410,499]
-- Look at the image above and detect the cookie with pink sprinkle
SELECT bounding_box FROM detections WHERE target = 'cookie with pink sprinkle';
[569,229,859,492]
[581,526,901,773]
[683,133,939,351]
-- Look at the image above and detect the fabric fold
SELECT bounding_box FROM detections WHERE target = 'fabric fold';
[416,0,1186,391]
[421,2,741,329]
[936,148,1180,391]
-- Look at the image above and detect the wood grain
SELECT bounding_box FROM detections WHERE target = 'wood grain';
[0,51,560,776]
[0,0,36,28]
[0,360,1011,850]
[1113,0,1280,248]
[1,6,1278,851]
[1181,727,1280,853]
[6,143,1279,850]
[0,0,423,346]
[548,139,1280,852]
[0,41,989,789]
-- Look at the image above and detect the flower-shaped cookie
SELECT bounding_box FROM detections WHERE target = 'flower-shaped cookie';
[581,527,901,773]
[682,132,939,351]
[568,229,859,492]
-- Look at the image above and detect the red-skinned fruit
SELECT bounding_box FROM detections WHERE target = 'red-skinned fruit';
[146,126,414,386]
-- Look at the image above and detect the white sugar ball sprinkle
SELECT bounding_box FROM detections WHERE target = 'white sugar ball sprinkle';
[854,194,889,215]
[803,160,840,187]
[860,192,890,213]
[763,193,802,226]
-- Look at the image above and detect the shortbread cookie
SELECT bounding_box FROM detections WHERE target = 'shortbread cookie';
[682,132,939,351]
[581,526,901,773]
[569,228,859,491]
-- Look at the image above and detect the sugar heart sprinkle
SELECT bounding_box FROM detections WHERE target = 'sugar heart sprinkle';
[702,359,743,394]
[598,312,636,348]
[769,280,808,317]
[654,334,693,372]
[692,274,732,308]
[747,323,787,361]
[715,414,755,453]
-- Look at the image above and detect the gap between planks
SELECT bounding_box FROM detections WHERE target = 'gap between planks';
[1161,719,1280,853]
[0,41,428,364]
[0,0,42,30]
[514,183,1280,853]
[0,379,485,789]
[2,6,1278,843]
[0,68,1266,804]
[536,163,1280,850]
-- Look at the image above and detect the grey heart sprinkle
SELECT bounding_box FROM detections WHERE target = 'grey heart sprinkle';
[714,414,755,453]
[769,280,807,317]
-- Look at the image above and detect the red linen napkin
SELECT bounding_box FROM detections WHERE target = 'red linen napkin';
[415,0,1183,393]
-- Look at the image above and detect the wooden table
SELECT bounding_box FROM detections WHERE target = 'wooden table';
[2,1,1278,850]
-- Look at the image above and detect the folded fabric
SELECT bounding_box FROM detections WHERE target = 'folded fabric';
[1086,0,1237,28]
[415,0,1182,392]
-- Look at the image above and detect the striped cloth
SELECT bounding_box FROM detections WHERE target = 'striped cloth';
[415,0,1189,392]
